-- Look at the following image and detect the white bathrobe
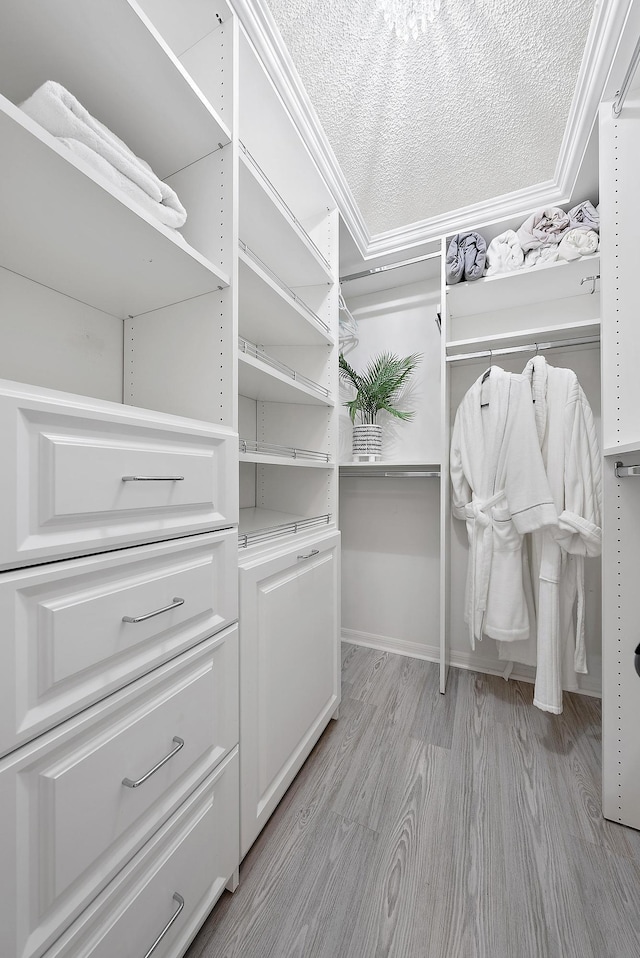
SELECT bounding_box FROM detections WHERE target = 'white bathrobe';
[497,357,602,713]
[451,366,557,649]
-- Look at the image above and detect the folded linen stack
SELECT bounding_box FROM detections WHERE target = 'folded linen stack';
[446,231,487,284]
[20,80,187,230]
[484,230,525,276]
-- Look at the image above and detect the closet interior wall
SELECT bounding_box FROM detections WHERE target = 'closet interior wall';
[339,267,441,660]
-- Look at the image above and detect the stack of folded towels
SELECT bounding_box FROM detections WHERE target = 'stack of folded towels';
[20,80,187,231]
[446,199,599,284]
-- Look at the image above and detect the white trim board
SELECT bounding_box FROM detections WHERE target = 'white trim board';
[341,630,602,699]
[230,0,633,260]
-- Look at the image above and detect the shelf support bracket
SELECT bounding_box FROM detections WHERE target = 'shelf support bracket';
[615,461,640,478]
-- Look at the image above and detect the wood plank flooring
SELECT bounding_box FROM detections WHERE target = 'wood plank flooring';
[185,645,640,958]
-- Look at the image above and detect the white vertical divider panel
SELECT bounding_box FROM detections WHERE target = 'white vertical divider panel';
[439,238,450,693]
[600,99,640,829]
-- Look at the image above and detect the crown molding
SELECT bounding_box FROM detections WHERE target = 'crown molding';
[231,0,631,261]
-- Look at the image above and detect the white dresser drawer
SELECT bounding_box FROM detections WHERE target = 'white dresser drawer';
[0,627,238,958]
[0,379,238,570]
[43,751,239,958]
[0,531,238,756]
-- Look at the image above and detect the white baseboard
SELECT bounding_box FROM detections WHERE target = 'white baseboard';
[341,629,602,699]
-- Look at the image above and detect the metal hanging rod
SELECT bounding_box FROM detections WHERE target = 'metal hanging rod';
[340,250,441,284]
[612,34,640,117]
[446,334,600,364]
[341,471,441,478]
[615,462,640,478]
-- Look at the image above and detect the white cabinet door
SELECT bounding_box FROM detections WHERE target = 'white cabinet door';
[0,530,237,755]
[0,379,238,570]
[0,627,238,958]
[239,531,340,858]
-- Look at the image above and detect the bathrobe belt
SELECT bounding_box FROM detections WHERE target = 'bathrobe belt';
[464,490,507,647]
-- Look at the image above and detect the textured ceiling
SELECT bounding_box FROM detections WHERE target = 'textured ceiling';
[264,0,597,236]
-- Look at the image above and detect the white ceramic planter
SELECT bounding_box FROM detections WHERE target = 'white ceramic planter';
[352,423,382,461]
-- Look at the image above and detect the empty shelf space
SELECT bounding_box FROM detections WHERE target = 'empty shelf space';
[238,339,332,406]
[0,0,230,178]
[239,147,334,287]
[446,319,601,356]
[0,98,229,318]
[238,508,332,548]
[239,439,332,467]
[447,254,600,318]
[238,248,333,346]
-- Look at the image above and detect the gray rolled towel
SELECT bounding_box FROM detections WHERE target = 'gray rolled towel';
[446,231,487,284]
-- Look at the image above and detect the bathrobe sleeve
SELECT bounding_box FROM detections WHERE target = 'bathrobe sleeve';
[504,377,558,534]
[450,407,472,520]
[555,382,602,557]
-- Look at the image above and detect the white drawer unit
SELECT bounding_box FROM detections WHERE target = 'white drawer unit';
[239,531,340,857]
[0,531,238,756]
[42,750,239,958]
[0,379,239,571]
[0,628,238,958]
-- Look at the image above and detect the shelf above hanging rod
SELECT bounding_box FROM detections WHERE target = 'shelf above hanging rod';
[446,334,600,364]
[339,250,440,284]
[615,462,640,478]
[341,471,441,478]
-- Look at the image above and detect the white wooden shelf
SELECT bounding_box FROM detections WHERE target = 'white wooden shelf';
[0,97,229,318]
[446,254,600,318]
[604,441,640,457]
[339,461,440,470]
[239,439,333,468]
[238,248,333,346]
[238,341,332,407]
[0,0,230,178]
[446,319,601,355]
[238,508,332,548]
[239,148,334,287]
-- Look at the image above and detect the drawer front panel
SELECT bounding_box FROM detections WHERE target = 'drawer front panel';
[0,532,238,755]
[0,380,238,569]
[44,752,239,958]
[0,628,238,958]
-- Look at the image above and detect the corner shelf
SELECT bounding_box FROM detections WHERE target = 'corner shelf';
[239,146,334,287]
[238,339,332,406]
[240,439,333,468]
[0,97,230,318]
[238,246,333,347]
[446,254,600,318]
[238,508,332,548]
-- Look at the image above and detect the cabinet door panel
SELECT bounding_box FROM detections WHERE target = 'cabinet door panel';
[240,532,340,857]
[0,628,238,958]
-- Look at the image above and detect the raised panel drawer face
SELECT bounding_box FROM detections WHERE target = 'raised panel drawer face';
[0,380,238,569]
[0,628,238,958]
[44,752,239,958]
[0,532,238,756]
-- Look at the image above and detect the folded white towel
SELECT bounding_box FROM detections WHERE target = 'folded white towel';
[524,245,560,268]
[516,207,570,251]
[21,81,186,228]
[485,230,525,276]
[59,137,187,230]
[557,227,599,262]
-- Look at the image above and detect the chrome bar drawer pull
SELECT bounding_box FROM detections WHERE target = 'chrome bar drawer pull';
[297,549,320,560]
[122,475,185,481]
[122,597,184,624]
[142,893,185,958]
[122,736,184,788]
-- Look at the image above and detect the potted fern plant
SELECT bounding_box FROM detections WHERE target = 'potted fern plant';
[339,351,422,461]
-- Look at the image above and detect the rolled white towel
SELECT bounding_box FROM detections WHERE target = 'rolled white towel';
[485,230,525,276]
[21,80,186,228]
[516,206,570,251]
[524,245,560,268]
[567,200,599,233]
[557,227,599,262]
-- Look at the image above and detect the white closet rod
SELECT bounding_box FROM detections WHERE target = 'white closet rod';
[339,250,440,283]
[612,33,640,116]
[446,334,600,364]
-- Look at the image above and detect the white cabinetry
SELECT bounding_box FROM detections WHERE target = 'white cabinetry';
[239,532,340,857]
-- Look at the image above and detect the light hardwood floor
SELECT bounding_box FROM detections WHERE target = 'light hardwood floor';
[185,644,640,958]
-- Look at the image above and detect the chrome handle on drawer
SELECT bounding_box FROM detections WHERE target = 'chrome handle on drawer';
[122,597,185,624]
[122,736,185,788]
[297,549,320,560]
[142,893,185,958]
[122,475,185,481]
